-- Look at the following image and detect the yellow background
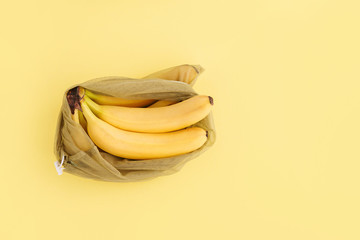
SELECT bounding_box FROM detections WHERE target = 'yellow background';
[1,0,360,239]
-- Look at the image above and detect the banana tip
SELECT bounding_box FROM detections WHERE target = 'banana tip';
[208,96,214,105]
[206,131,208,138]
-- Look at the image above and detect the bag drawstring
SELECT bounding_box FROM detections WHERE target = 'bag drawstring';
[54,153,65,175]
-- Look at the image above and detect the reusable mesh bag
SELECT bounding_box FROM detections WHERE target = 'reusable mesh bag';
[54,64,216,182]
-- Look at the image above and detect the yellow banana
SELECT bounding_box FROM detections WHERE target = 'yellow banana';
[84,94,213,133]
[80,101,207,159]
[147,100,178,108]
[85,89,155,107]
[78,109,87,132]
[69,109,93,152]
[71,108,79,122]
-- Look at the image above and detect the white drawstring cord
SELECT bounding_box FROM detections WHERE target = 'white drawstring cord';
[54,154,65,175]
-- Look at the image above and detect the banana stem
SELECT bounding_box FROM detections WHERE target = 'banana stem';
[84,89,98,101]
[83,95,103,117]
[81,101,97,122]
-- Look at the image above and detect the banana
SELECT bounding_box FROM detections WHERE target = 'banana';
[80,101,207,159]
[147,100,178,108]
[84,94,213,133]
[85,89,155,107]
[78,109,87,132]
[69,109,93,152]
[71,108,79,122]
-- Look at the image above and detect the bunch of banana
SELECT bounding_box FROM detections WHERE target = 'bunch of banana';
[68,87,214,160]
